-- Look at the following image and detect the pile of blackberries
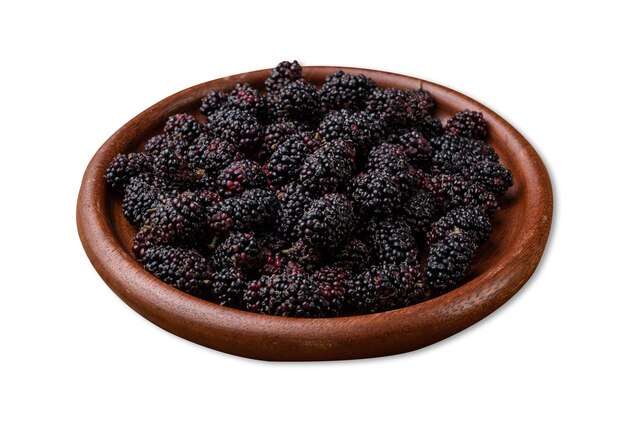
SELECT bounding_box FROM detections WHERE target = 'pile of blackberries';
[105,60,513,317]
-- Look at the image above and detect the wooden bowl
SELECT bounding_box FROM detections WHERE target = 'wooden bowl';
[77,66,553,361]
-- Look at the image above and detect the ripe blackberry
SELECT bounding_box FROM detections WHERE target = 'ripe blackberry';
[399,190,438,236]
[425,231,477,295]
[244,272,330,317]
[207,188,278,234]
[431,135,498,172]
[268,80,321,125]
[455,157,513,196]
[259,251,305,276]
[281,239,322,272]
[164,113,205,143]
[200,90,228,118]
[264,134,311,186]
[265,60,303,92]
[145,191,206,244]
[337,238,371,273]
[213,232,263,273]
[276,183,312,240]
[427,206,492,245]
[318,109,384,154]
[367,219,419,265]
[140,245,211,298]
[145,134,169,155]
[350,171,402,217]
[413,88,435,113]
[186,137,242,188]
[425,174,499,215]
[299,140,355,195]
[153,141,201,188]
[206,108,263,151]
[320,70,377,111]
[346,264,424,314]
[216,159,267,197]
[311,265,351,316]
[444,110,488,140]
[366,88,422,126]
[210,268,246,308]
[105,152,153,192]
[227,83,266,116]
[132,225,172,260]
[366,143,422,193]
[122,173,166,227]
[260,122,298,160]
[297,193,355,250]
[385,129,432,168]
[415,114,444,140]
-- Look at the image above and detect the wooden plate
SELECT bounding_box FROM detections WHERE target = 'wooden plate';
[77,66,553,361]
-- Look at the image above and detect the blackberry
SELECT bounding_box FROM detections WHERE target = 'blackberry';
[265,60,303,92]
[264,134,311,186]
[244,272,330,317]
[318,109,384,154]
[206,188,278,234]
[320,70,377,111]
[276,183,313,241]
[413,88,435,113]
[281,239,322,272]
[206,108,263,151]
[299,141,355,195]
[415,114,444,140]
[425,174,499,215]
[213,232,263,273]
[140,245,211,298]
[455,157,513,196]
[297,193,355,250]
[401,190,438,235]
[105,152,153,192]
[336,238,371,273]
[311,265,351,315]
[268,80,321,125]
[259,252,304,276]
[385,129,432,168]
[200,90,228,118]
[427,205,492,245]
[444,110,488,140]
[260,122,298,160]
[366,88,422,126]
[186,137,242,188]
[153,141,201,188]
[164,113,205,143]
[145,134,169,155]
[227,83,266,116]
[366,143,422,193]
[430,135,498,172]
[210,268,246,308]
[350,171,402,217]
[145,191,206,244]
[346,264,423,314]
[122,173,166,227]
[367,219,418,265]
[216,159,267,197]
[425,231,477,295]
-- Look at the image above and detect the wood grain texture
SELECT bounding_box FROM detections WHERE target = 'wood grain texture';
[76,66,553,361]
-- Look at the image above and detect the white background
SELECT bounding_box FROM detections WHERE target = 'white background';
[1,1,624,427]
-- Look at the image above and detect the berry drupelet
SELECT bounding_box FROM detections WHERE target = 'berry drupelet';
[297,193,355,250]
[320,70,377,111]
